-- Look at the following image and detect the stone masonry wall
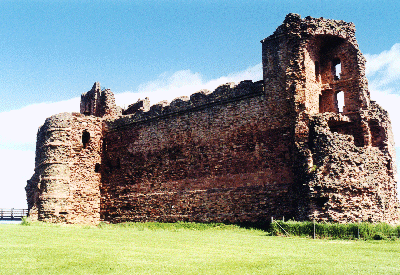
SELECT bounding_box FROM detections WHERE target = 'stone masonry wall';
[26,113,103,224]
[100,80,298,223]
[305,107,398,223]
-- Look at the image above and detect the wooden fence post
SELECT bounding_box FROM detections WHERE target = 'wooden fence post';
[313,219,316,239]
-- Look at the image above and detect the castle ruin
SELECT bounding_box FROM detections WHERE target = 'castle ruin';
[26,14,399,224]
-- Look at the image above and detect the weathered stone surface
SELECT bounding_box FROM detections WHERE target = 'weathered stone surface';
[26,113,103,224]
[26,14,399,224]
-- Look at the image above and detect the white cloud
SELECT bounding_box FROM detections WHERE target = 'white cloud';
[0,97,80,149]
[0,98,79,208]
[365,43,400,88]
[115,70,204,107]
[115,63,262,107]
[365,44,400,148]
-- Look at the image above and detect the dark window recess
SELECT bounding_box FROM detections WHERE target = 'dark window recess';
[59,212,68,215]
[369,120,385,150]
[328,119,365,147]
[95,163,101,173]
[82,130,91,148]
[315,61,320,80]
[314,197,329,208]
[352,127,365,147]
[387,160,392,171]
[116,158,121,169]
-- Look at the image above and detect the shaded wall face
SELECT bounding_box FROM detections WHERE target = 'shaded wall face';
[100,94,296,223]
[262,35,299,132]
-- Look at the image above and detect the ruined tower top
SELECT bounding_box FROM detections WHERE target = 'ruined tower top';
[261,14,369,116]
[263,13,357,46]
[80,82,119,118]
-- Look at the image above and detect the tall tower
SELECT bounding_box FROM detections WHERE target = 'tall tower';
[261,14,398,222]
[261,13,370,117]
[26,110,105,224]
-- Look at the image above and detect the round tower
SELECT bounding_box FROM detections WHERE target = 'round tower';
[26,112,103,224]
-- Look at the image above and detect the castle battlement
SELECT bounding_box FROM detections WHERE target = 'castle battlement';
[106,80,264,131]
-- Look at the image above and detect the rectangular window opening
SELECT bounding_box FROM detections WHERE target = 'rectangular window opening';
[336,91,344,113]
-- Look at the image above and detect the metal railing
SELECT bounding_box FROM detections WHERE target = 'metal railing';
[0,209,28,220]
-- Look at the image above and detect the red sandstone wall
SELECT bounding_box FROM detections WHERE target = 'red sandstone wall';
[306,110,398,223]
[100,84,297,223]
[67,114,103,224]
[26,113,103,224]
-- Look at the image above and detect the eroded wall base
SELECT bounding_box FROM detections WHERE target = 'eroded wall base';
[297,107,398,223]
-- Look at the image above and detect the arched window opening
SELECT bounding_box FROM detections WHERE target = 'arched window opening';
[82,130,91,148]
[95,163,100,173]
[333,59,341,80]
[336,91,344,113]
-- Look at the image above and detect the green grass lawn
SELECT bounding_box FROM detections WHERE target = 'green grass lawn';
[1,222,400,274]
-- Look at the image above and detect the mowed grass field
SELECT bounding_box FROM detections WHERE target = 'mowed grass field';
[1,222,400,274]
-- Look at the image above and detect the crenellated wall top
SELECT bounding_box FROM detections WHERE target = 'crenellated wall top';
[105,80,264,131]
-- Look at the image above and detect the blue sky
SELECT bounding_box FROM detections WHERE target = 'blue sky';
[0,0,399,208]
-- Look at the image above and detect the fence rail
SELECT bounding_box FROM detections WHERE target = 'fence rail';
[0,209,28,220]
